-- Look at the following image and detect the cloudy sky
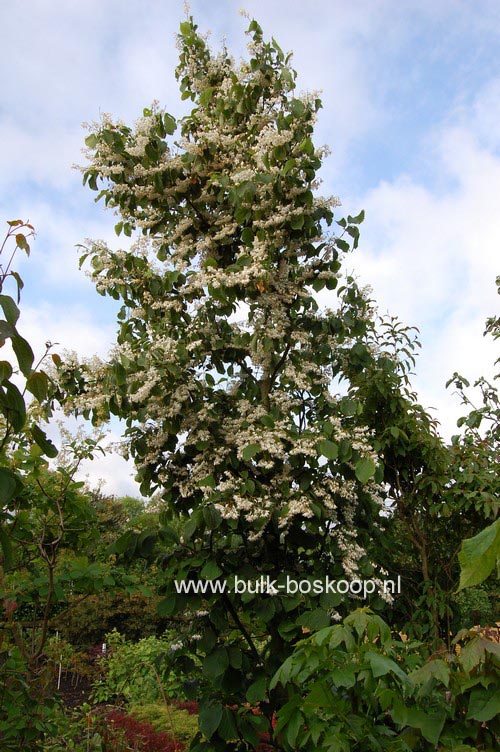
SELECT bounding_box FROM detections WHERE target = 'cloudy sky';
[1,0,499,496]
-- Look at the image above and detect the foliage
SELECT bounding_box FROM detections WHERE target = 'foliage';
[47,9,498,752]
[56,589,166,646]
[0,221,101,748]
[91,629,197,704]
[0,221,140,749]
[342,310,499,642]
[128,703,199,744]
[58,14,397,748]
[271,608,500,751]
[41,704,129,751]
[0,642,61,749]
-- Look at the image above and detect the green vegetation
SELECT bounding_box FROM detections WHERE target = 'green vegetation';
[0,11,498,752]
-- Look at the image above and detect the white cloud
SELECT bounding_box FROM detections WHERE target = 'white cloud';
[341,80,500,436]
[20,301,115,360]
[76,436,142,499]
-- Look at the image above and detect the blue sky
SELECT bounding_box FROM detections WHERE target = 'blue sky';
[1,0,499,495]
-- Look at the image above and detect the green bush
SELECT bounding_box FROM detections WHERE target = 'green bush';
[91,629,198,704]
[0,645,60,750]
[271,608,500,751]
[41,704,129,751]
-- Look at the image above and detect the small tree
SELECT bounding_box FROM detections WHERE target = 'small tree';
[63,16,398,749]
[0,222,114,749]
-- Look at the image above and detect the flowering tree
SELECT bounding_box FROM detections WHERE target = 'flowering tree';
[62,16,390,749]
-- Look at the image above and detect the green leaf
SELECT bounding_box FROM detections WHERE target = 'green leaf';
[241,227,254,246]
[282,158,296,176]
[203,505,222,530]
[217,707,238,741]
[242,443,261,461]
[157,593,177,616]
[347,209,365,224]
[355,457,376,483]
[0,528,13,568]
[163,114,176,135]
[317,439,338,460]
[284,711,303,747]
[199,87,215,106]
[31,424,58,458]
[0,361,13,382]
[297,608,331,631]
[246,677,267,703]
[200,560,222,580]
[0,295,20,325]
[466,687,500,722]
[26,371,49,401]
[184,516,198,540]
[203,648,229,679]
[409,659,450,687]
[290,99,305,117]
[11,334,34,376]
[367,651,408,682]
[0,381,26,431]
[85,133,98,148]
[0,319,15,343]
[391,703,446,745]
[457,518,500,591]
[198,474,216,489]
[0,467,18,503]
[291,214,304,230]
[179,20,193,36]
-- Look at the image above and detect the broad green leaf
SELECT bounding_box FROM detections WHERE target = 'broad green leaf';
[242,443,260,461]
[466,687,500,722]
[199,87,215,106]
[355,457,376,483]
[409,658,450,687]
[203,505,222,530]
[26,371,49,401]
[0,466,18,503]
[317,439,338,460]
[347,209,365,224]
[246,677,267,703]
[157,593,177,616]
[457,518,500,591]
[0,361,13,382]
[217,707,238,741]
[284,710,304,747]
[296,608,330,631]
[31,425,58,458]
[200,560,222,580]
[0,295,19,325]
[0,320,15,342]
[15,234,30,255]
[203,648,229,679]
[0,528,13,568]
[198,474,216,489]
[391,703,445,745]
[184,516,197,540]
[11,334,34,376]
[163,113,176,135]
[241,227,254,245]
[0,381,26,431]
[367,651,408,682]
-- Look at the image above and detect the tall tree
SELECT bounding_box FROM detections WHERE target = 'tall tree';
[62,16,394,750]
